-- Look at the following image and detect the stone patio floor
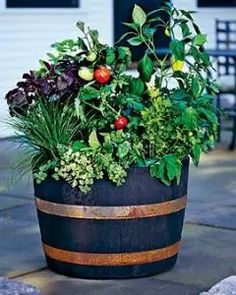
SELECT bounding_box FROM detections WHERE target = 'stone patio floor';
[0,139,236,295]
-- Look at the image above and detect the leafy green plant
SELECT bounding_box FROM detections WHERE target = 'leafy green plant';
[9,100,79,172]
[5,3,219,192]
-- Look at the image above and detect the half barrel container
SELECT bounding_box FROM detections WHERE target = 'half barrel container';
[34,157,189,279]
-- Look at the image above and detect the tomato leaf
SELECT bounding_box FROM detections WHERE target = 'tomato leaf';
[106,47,116,65]
[118,46,131,60]
[78,86,100,100]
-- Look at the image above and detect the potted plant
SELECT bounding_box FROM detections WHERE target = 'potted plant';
[5,3,218,279]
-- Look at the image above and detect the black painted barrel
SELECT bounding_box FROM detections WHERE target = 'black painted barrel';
[34,157,189,279]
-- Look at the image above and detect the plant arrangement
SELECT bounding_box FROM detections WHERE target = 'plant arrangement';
[6,3,219,194]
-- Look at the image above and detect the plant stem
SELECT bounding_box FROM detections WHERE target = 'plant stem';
[83,101,101,112]
[106,103,119,115]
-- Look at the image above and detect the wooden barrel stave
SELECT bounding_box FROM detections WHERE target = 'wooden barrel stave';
[37,211,185,253]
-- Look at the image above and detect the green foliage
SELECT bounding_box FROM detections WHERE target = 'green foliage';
[88,130,100,149]
[55,149,104,192]
[106,47,116,65]
[138,55,154,82]
[193,34,207,46]
[72,141,87,152]
[132,5,147,27]
[150,154,181,185]
[192,144,201,166]
[129,78,145,96]
[6,3,219,192]
[127,36,143,46]
[119,93,145,111]
[170,40,185,61]
[9,100,79,165]
[107,162,127,186]
[78,86,100,101]
[182,107,198,130]
[117,141,131,158]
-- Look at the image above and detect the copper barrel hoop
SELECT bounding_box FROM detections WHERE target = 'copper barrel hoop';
[43,241,181,266]
[35,195,187,220]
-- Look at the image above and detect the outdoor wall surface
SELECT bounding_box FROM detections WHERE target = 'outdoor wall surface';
[0,0,113,137]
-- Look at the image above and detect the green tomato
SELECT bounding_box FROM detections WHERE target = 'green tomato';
[86,51,97,62]
[78,67,94,81]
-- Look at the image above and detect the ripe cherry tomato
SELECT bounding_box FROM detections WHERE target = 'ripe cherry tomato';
[114,116,128,130]
[94,66,111,84]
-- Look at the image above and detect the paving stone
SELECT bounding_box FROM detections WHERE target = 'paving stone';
[188,157,236,207]
[186,153,236,228]
[12,223,236,292]
[0,203,38,224]
[0,140,34,199]
[0,169,34,200]
[0,140,27,169]
[0,195,32,211]
[0,204,45,277]
[200,276,236,295]
[18,269,202,295]
[155,224,236,289]
[186,202,236,229]
[0,277,40,295]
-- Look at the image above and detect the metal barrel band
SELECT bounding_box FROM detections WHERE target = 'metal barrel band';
[43,241,181,266]
[35,195,187,220]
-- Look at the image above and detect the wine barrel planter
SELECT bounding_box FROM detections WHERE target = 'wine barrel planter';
[34,157,189,279]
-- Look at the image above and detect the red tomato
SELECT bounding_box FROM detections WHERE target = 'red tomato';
[114,116,128,130]
[94,66,111,84]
